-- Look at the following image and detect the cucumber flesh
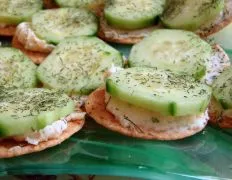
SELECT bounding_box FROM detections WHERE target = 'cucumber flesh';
[129,29,212,80]
[31,8,98,44]
[212,67,232,109]
[37,36,123,95]
[106,67,212,116]
[161,0,224,31]
[0,0,42,25]
[0,47,37,88]
[0,88,75,137]
[104,0,165,30]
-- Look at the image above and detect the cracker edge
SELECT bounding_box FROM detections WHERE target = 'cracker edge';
[0,26,16,36]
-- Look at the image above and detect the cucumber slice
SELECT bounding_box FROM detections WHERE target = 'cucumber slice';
[104,0,165,30]
[37,36,123,95]
[0,0,42,25]
[161,0,224,31]
[106,67,212,116]
[212,67,232,109]
[0,47,37,88]
[129,29,212,80]
[55,0,101,8]
[0,88,75,137]
[31,8,98,44]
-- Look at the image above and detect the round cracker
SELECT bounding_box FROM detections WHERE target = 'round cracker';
[197,0,232,37]
[43,0,59,9]
[0,26,16,36]
[12,36,49,64]
[0,119,84,158]
[86,89,208,140]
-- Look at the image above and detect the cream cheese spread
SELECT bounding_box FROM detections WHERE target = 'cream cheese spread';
[108,64,124,74]
[106,94,208,132]
[25,112,86,145]
[205,45,230,85]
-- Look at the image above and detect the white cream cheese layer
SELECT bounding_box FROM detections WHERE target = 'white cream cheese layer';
[106,94,208,132]
[15,22,55,53]
[109,64,124,74]
[25,112,86,145]
[205,45,230,85]
[104,64,124,78]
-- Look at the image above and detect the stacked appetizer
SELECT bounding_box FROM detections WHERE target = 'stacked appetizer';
[86,68,212,140]
[0,88,85,158]
[86,29,230,140]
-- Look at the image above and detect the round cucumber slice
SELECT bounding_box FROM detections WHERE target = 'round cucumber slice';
[0,47,37,88]
[161,0,224,31]
[31,8,98,44]
[106,67,212,116]
[0,0,42,25]
[37,36,123,95]
[212,67,232,109]
[0,88,75,137]
[104,0,165,30]
[129,29,212,80]
[55,0,101,8]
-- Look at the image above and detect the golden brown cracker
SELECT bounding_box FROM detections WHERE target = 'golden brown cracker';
[12,36,49,64]
[0,26,16,36]
[0,119,84,158]
[86,89,207,140]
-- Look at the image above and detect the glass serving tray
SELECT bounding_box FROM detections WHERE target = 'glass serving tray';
[0,39,232,180]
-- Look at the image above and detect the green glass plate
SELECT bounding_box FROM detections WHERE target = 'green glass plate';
[0,41,232,180]
[225,49,232,60]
